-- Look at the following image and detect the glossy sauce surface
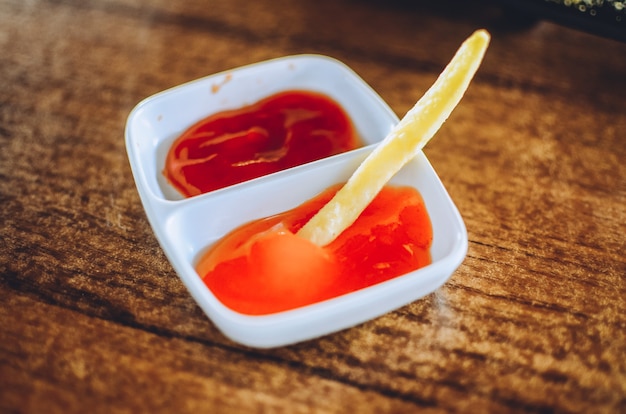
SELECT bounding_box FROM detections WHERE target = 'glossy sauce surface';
[164,90,361,197]
[197,185,433,315]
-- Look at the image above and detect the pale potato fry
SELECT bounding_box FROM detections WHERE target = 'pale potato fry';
[297,29,490,246]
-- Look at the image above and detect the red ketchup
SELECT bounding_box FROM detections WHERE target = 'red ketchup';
[164,90,361,197]
[197,185,433,315]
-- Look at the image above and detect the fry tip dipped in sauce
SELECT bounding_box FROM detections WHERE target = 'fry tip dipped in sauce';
[197,30,491,315]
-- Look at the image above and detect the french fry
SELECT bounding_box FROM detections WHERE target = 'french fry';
[297,29,490,246]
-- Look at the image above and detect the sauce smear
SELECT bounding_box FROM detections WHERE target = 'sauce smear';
[197,185,433,315]
[165,90,361,197]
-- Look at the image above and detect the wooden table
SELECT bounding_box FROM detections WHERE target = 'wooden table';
[1,0,625,412]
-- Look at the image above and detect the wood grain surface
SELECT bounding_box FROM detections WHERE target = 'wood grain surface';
[1,0,625,412]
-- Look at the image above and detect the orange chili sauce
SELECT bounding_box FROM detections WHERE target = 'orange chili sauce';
[164,90,361,197]
[197,185,433,315]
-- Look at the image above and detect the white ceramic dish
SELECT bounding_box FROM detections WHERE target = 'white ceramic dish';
[125,55,468,348]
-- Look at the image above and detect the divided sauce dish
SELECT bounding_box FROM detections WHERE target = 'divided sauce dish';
[125,55,468,348]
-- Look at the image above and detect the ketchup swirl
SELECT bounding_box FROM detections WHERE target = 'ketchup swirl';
[164,90,361,197]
